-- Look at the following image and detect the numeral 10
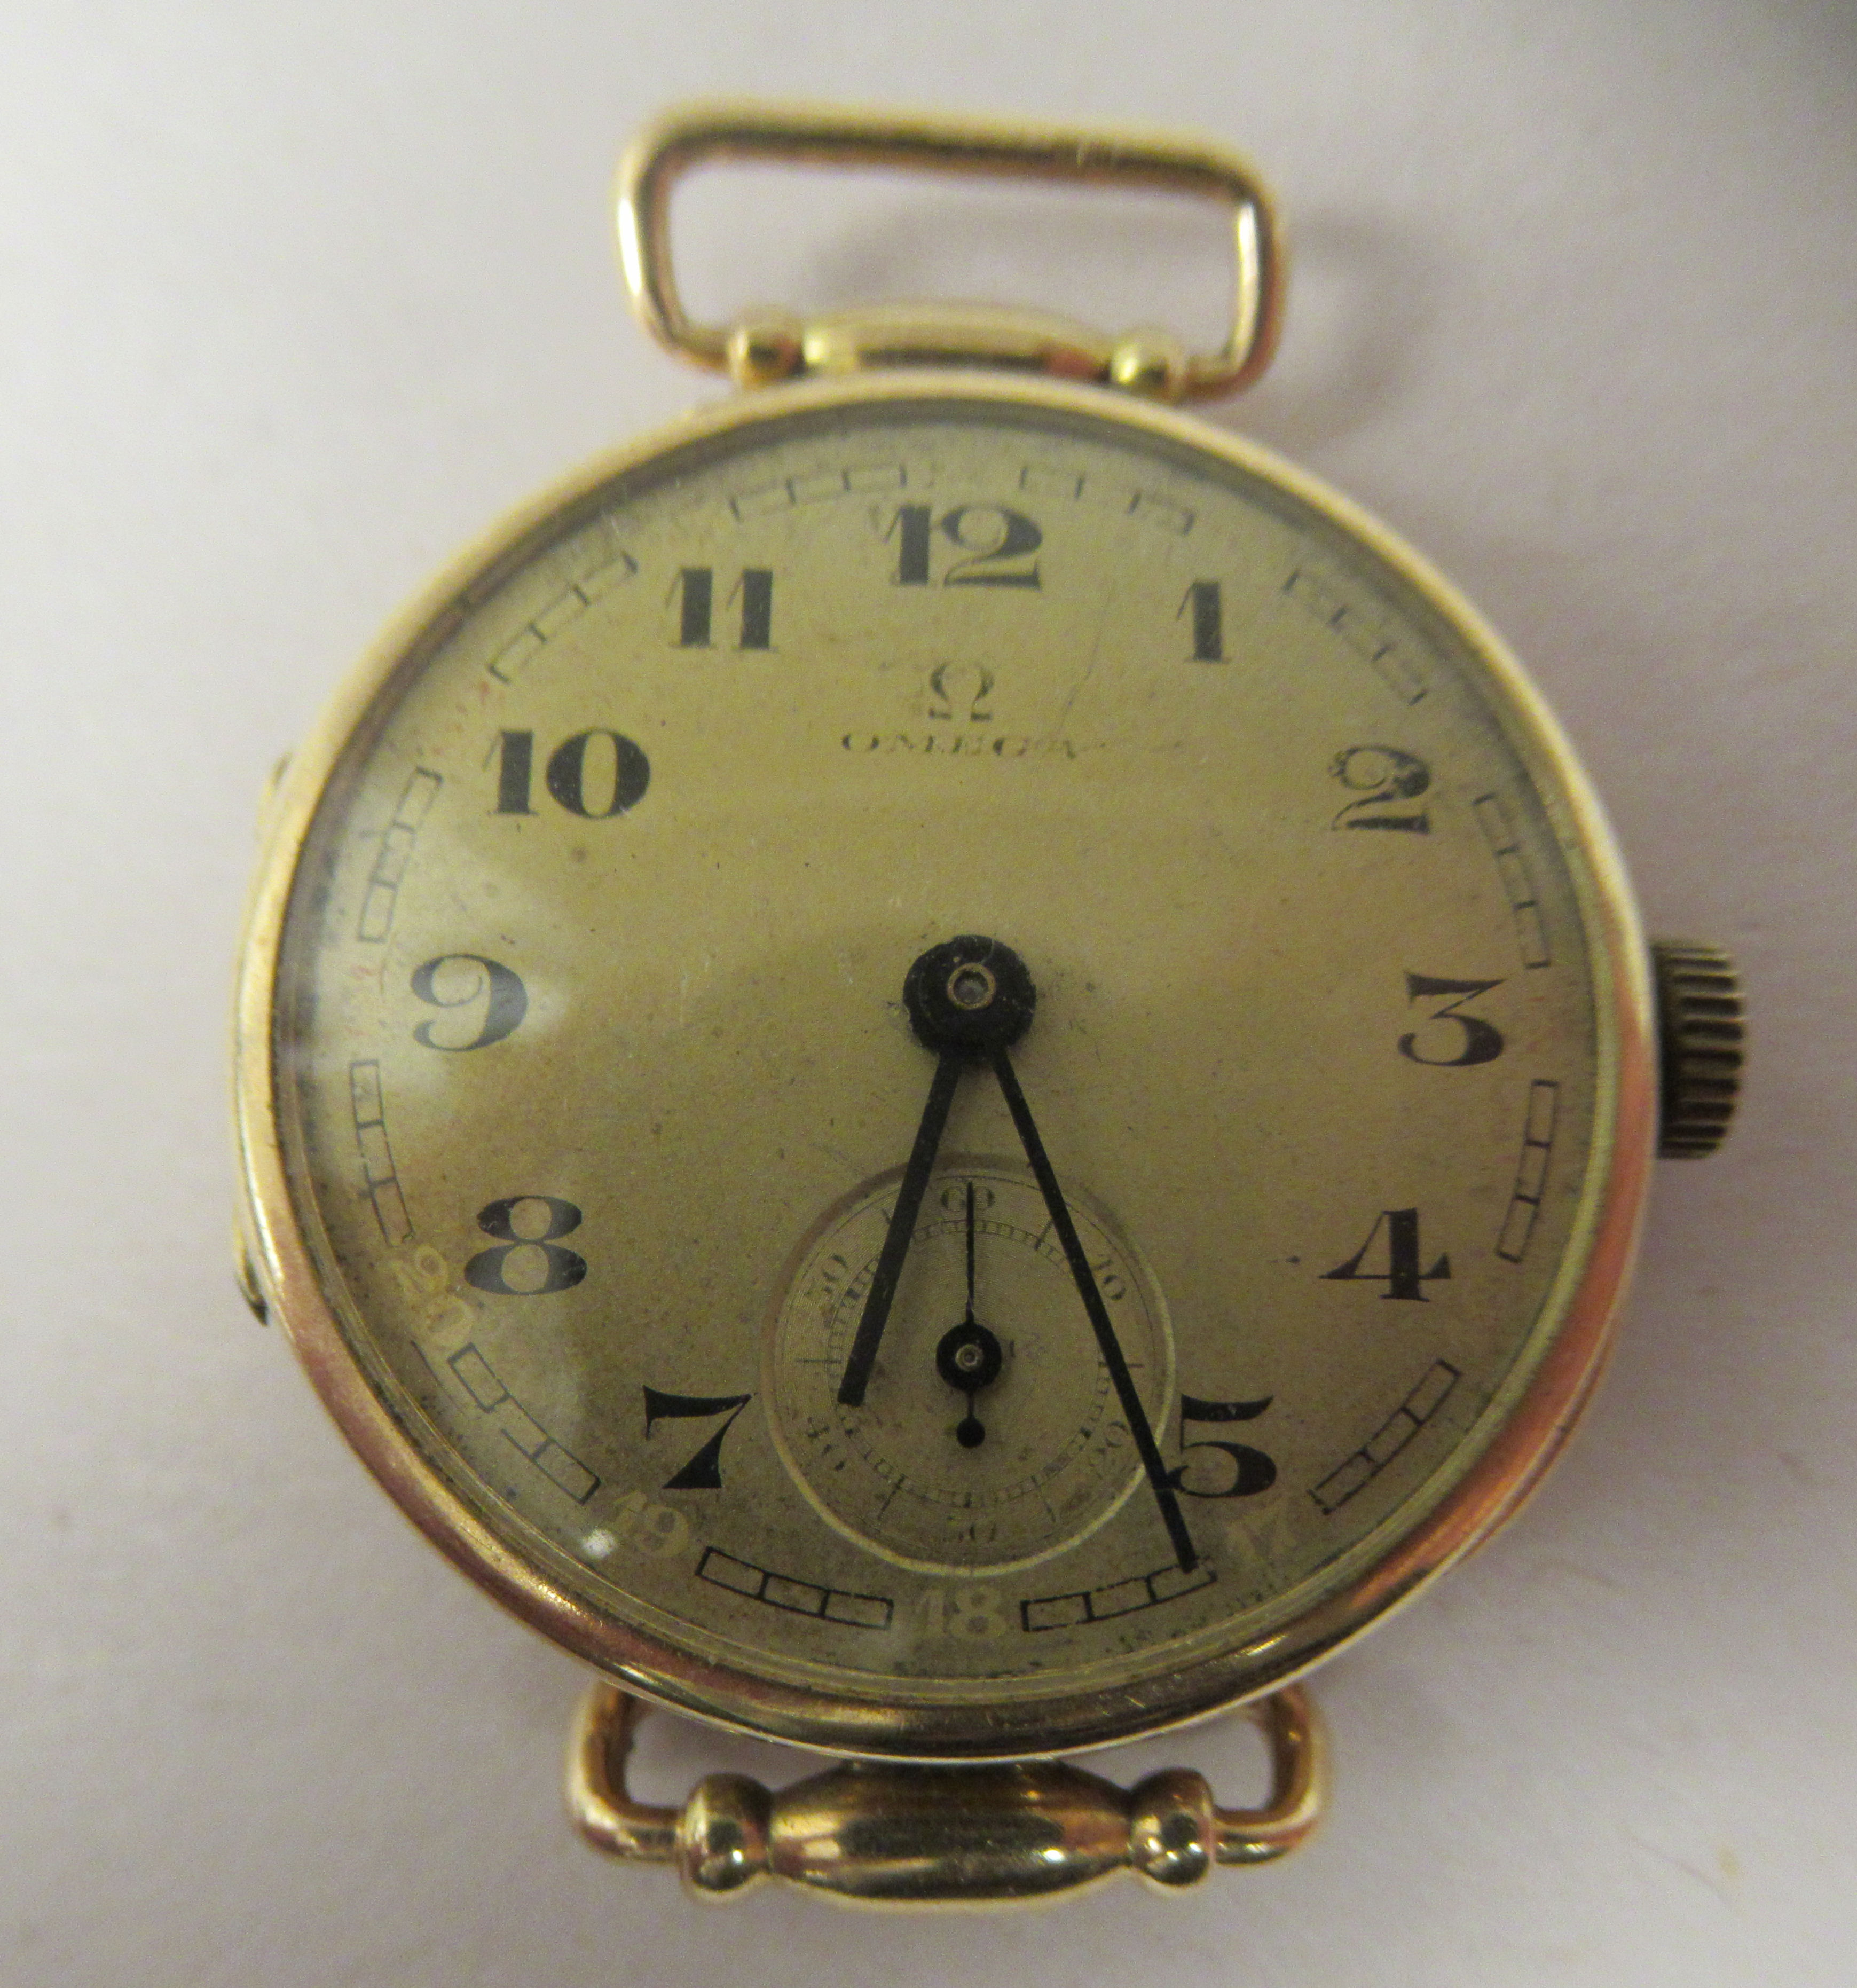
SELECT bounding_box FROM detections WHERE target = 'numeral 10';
[491,730,651,818]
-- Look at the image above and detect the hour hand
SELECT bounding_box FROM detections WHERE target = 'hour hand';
[835,937,1038,1409]
[836,1048,963,1406]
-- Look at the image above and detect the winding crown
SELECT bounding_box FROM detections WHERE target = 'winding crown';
[1651,941,1745,1159]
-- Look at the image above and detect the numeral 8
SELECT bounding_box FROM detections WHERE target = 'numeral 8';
[464,1197,587,1295]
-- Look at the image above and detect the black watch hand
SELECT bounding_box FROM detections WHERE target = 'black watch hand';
[839,936,1037,1409]
[836,1047,963,1407]
[990,1045,1199,1574]
[964,1177,978,1324]
[934,1181,1003,1448]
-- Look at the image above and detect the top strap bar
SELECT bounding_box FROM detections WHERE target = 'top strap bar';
[616,101,1285,402]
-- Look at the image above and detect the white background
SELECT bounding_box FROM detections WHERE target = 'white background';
[3,4,1852,1983]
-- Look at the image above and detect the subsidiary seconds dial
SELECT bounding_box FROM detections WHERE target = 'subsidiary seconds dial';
[767,1158,1174,1574]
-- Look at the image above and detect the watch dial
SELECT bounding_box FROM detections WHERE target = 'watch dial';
[265,384,1627,1741]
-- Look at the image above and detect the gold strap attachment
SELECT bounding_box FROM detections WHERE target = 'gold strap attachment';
[616,101,1284,402]
[566,1681,1325,1904]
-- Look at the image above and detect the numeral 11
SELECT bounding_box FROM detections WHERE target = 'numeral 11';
[674,567,774,650]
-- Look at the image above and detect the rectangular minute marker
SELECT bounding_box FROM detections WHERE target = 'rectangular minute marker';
[1473,793,1553,969]
[356,768,442,942]
[1284,567,1430,705]
[347,1058,411,1245]
[1310,1360,1462,1515]
[485,551,639,683]
[695,1547,894,1630]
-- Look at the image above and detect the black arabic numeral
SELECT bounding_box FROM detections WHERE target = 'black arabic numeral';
[942,505,1041,587]
[885,504,1042,587]
[1165,1395,1277,1498]
[890,503,933,585]
[410,954,528,1051]
[1321,1208,1451,1301]
[1331,745,1431,832]
[1181,580,1225,661]
[464,1197,587,1295]
[672,567,774,649]
[546,730,651,818]
[1399,973,1506,1067]
[642,1386,754,1490]
[490,730,650,819]
[492,729,536,814]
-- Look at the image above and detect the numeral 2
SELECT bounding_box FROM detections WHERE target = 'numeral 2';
[1321,1209,1451,1300]
[1330,745,1430,832]
[643,1387,754,1490]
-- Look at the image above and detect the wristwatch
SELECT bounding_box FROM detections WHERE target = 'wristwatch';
[232,103,1744,1904]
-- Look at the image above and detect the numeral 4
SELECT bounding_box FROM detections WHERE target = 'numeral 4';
[1321,1209,1450,1301]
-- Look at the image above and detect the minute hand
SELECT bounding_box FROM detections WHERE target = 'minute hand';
[989,1047,1199,1575]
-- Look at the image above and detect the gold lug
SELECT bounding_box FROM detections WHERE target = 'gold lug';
[617,100,1284,403]
[566,1681,1325,1903]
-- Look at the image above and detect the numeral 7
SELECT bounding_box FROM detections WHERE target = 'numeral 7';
[642,1386,754,1490]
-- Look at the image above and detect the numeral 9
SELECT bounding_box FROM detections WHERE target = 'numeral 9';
[410,954,527,1051]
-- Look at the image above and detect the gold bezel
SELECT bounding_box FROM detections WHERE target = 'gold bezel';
[232,368,1655,1761]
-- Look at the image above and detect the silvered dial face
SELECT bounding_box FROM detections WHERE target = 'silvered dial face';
[262,380,1628,1747]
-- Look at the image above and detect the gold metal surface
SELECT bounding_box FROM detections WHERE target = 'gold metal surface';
[615,101,1284,400]
[566,1680,1324,1901]
[232,366,1656,1765]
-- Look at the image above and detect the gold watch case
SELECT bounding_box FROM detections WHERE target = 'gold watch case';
[227,104,1742,1900]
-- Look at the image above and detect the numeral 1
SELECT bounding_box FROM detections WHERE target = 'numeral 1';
[673,567,774,649]
[892,503,933,585]
[493,729,536,814]
[1181,580,1225,662]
